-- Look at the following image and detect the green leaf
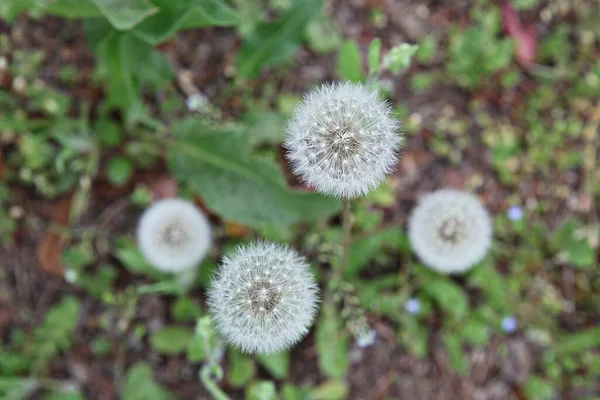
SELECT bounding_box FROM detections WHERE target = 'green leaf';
[444,334,469,374]
[35,297,81,351]
[134,0,239,45]
[91,0,158,30]
[552,218,596,269]
[281,384,312,400]
[186,335,205,362]
[237,0,322,78]
[311,380,349,400]
[423,279,469,320]
[555,327,600,355]
[114,236,164,278]
[106,157,133,186]
[523,375,555,400]
[367,38,381,75]
[150,326,194,355]
[227,349,256,388]
[123,362,172,400]
[381,43,418,74]
[337,40,363,82]
[344,227,405,279]
[257,351,289,379]
[246,381,278,400]
[169,118,340,228]
[171,298,203,322]
[0,377,38,400]
[316,303,349,379]
[42,0,102,18]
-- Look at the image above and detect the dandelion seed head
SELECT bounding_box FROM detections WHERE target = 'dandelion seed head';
[136,198,212,273]
[409,189,492,273]
[208,241,319,354]
[285,82,402,199]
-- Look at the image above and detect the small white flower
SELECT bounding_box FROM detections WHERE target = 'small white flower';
[409,189,492,273]
[356,329,376,348]
[285,81,402,199]
[136,198,212,273]
[208,241,319,354]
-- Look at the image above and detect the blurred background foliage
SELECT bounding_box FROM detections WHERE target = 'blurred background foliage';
[0,0,599,399]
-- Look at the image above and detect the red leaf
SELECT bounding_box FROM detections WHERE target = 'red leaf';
[500,0,537,66]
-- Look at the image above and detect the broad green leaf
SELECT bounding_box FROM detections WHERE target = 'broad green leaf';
[186,335,205,362]
[424,279,469,319]
[367,38,381,75]
[246,381,278,400]
[123,362,172,400]
[91,0,158,30]
[134,0,239,45]
[150,326,194,355]
[237,0,322,78]
[316,302,348,379]
[42,0,102,18]
[227,349,256,388]
[169,118,340,228]
[257,351,289,379]
[337,40,363,82]
[311,380,349,400]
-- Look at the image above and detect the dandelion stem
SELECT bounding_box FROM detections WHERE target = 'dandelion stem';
[340,197,353,273]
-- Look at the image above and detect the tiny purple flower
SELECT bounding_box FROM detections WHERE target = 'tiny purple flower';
[405,298,421,315]
[507,205,524,222]
[501,316,518,333]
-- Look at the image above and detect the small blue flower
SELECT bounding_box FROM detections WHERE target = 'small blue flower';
[507,205,524,222]
[405,298,421,315]
[501,316,518,333]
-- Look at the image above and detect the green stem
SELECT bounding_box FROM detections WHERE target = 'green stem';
[200,365,230,400]
[340,197,353,273]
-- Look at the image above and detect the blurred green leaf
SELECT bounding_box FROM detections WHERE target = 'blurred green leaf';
[257,351,289,379]
[123,362,172,400]
[150,326,194,355]
[555,327,600,355]
[91,0,158,30]
[172,298,203,322]
[186,335,206,362]
[35,297,81,352]
[424,279,469,319]
[42,0,102,18]
[169,118,340,228]
[552,218,596,269]
[281,384,311,400]
[337,40,363,82]
[134,0,239,45]
[227,349,256,388]
[114,236,164,278]
[344,227,406,279]
[381,43,418,74]
[523,375,555,400]
[0,377,38,400]
[316,302,349,379]
[237,0,322,78]
[246,381,278,400]
[106,157,133,186]
[368,38,381,75]
[311,380,349,400]
[444,334,469,374]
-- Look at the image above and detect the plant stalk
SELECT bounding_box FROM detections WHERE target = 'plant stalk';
[340,197,352,272]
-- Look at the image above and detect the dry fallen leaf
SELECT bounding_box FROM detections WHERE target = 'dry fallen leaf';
[37,194,73,277]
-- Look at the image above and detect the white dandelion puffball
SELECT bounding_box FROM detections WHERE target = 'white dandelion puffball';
[409,189,492,273]
[137,198,212,273]
[285,81,402,199]
[208,241,319,354]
